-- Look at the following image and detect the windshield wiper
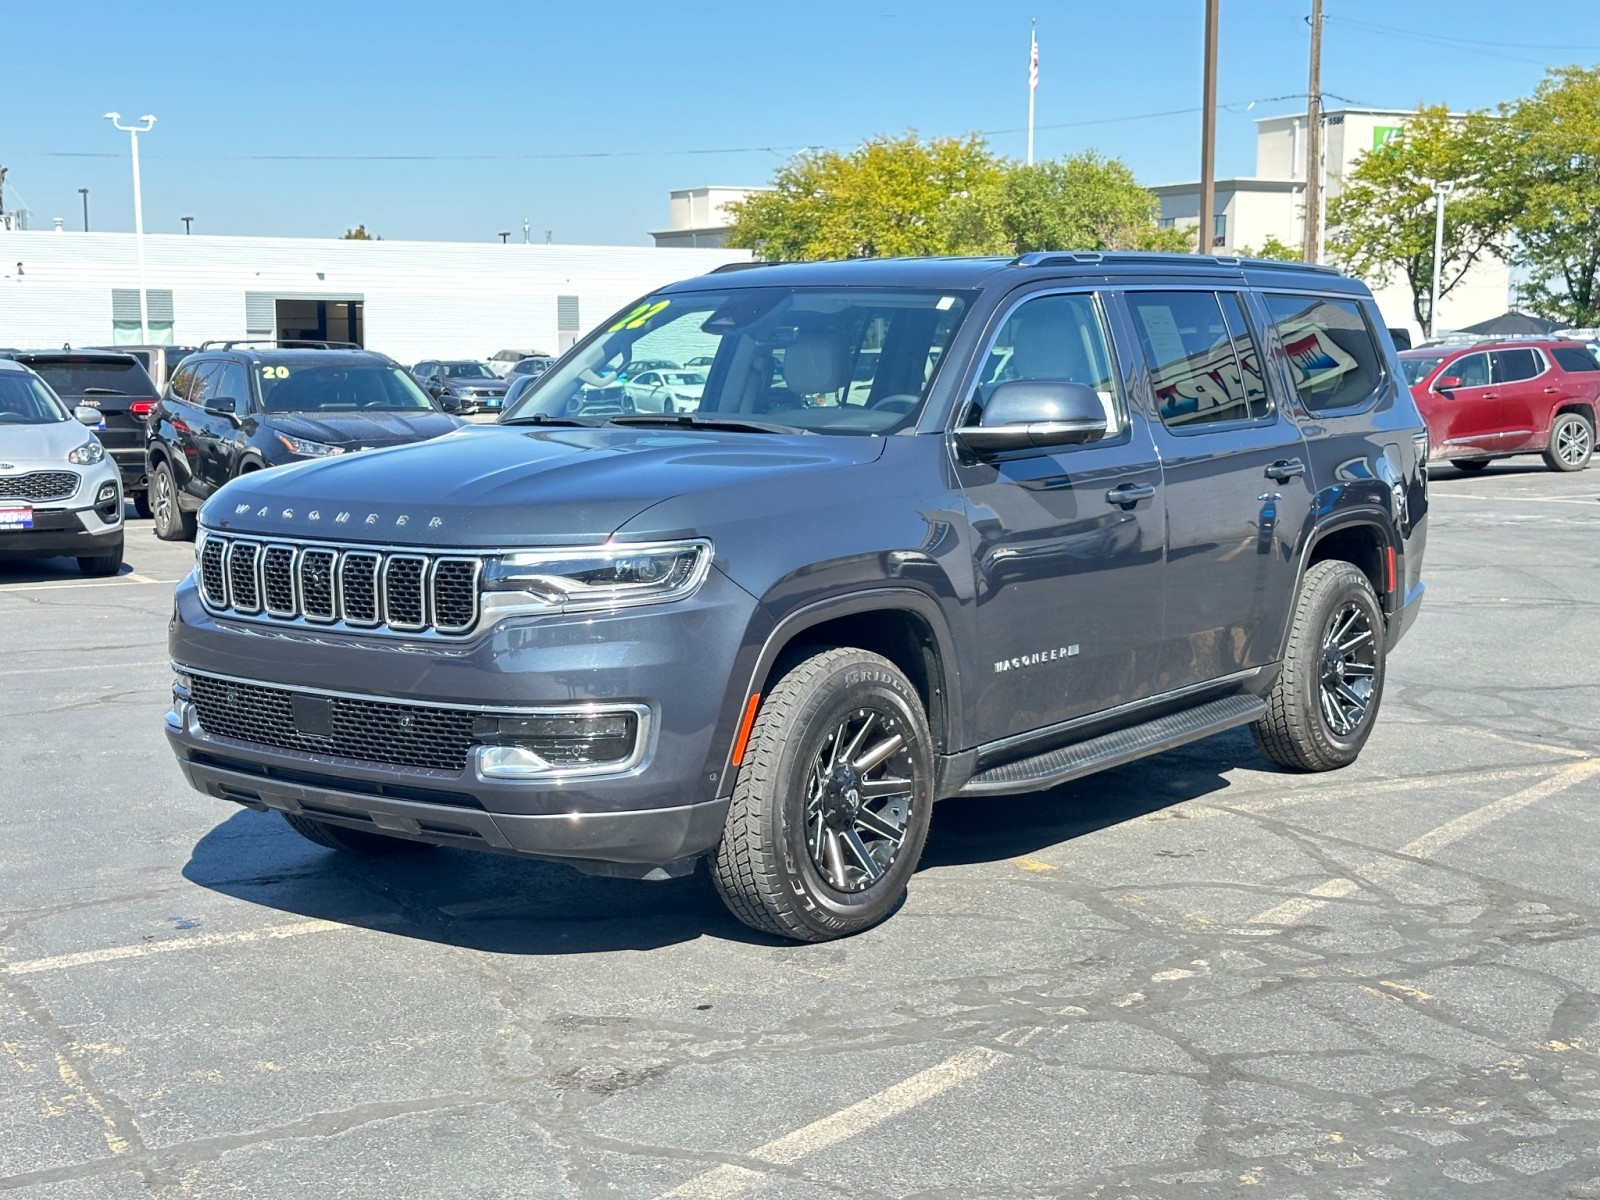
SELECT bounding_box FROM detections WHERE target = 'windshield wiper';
[499,413,605,427]
[606,414,803,434]
[80,387,129,396]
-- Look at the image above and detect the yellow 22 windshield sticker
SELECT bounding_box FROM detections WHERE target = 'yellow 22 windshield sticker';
[607,299,670,333]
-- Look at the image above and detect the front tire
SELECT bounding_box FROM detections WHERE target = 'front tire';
[711,648,934,942]
[282,812,436,856]
[1544,412,1593,473]
[150,460,196,541]
[1253,560,1387,772]
[77,542,124,577]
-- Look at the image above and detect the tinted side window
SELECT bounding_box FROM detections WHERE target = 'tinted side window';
[1552,346,1600,373]
[214,363,251,408]
[168,362,198,402]
[1491,349,1541,383]
[190,363,224,410]
[1448,353,1490,388]
[978,292,1124,434]
[1263,294,1384,412]
[1128,291,1269,428]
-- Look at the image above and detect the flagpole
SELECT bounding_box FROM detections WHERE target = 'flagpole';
[1027,20,1037,166]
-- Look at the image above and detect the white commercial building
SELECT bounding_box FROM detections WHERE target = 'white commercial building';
[0,230,749,364]
[1153,108,1513,339]
[650,186,772,249]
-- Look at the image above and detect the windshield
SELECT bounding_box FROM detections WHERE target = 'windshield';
[1399,355,1447,386]
[26,359,155,398]
[257,365,437,413]
[442,362,495,379]
[0,373,71,425]
[503,287,973,434]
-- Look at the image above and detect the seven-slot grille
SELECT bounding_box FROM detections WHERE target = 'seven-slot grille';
[0,471,78,503]
[198,534,482,635]
[188,672,475,770]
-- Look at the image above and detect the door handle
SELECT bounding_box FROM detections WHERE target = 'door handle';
[1265,459,1305,482]
[1482,392,1498,399]
[1105,483,1157,506]
[1544,386,1561,394]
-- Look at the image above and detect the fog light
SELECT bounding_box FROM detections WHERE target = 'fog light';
[96,481,119,504]
[473,709,643,777]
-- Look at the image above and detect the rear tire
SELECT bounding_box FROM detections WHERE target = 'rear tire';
[281,812,436,856]
[77,542,124,577]
[1543,412,1593,473]
[1253,560,1387,772]
[151,460,196,542]
[1449,459,1490,472]
[710,648,934,942]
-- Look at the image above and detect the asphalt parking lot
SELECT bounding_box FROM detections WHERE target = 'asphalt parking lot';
[3,463,1599,1199]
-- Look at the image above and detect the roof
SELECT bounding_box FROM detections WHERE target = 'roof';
[1149,177,1305,194]
[3,348,141,363]
[1398,338,1591,357]
[208,347,394,366]
[664,252,1354,293]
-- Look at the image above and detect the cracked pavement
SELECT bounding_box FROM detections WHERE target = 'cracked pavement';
[2,463,1599,1198]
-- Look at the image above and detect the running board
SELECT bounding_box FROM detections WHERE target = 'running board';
[957,693,1266,797]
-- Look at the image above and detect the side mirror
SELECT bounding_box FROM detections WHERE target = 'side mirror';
[437,393,462,413]
[207,396,239,417]
[1435,376,1463,391]
[73,406,103,426]
[955,380,1109,456]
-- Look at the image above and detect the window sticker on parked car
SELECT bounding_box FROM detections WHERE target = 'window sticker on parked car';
[607,300,670,333]
[1279,326,1359,395]
[259,365,291,379]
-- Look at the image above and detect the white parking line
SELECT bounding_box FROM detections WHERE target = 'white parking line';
[1,918,350,976]
[1429,491,1599,506]
[652,756,1600,1200]
[1247,758,1600,927]
[655,1046,1007,1200]
[0,577,181,593]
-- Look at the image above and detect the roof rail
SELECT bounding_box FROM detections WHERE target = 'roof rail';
[707,260,784,273]
[198,338,364,350]
[1010,250,1343,276]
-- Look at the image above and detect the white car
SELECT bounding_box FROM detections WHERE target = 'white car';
[623,370,705,414]
[0,359,124,576]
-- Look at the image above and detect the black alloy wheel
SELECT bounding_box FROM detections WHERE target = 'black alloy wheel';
[1317,601,1378,738]
[711,647,934,941]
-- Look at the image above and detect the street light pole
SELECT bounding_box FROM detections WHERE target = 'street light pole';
[78,188,89,232]
[1428,180,1456,338]
[105,113,156,343]
[181,216,193,235]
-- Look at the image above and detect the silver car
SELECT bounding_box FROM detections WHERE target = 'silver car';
[0,359,124,576]
[622,369,705,413]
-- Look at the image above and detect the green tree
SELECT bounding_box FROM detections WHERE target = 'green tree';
[1237,234,1303,262]
[724,133,1003,261]
[960,152,1175,253]
[1502,67,1600,327]
[1327,104,1512,333]
[342,224,381,240]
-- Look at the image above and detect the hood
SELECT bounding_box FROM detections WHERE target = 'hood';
[0,419,104,469]
[265,410,461,449]
[202,423,886,547]
[443,377,508,393]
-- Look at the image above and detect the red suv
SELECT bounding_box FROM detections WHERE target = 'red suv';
[1399,340,1598,473]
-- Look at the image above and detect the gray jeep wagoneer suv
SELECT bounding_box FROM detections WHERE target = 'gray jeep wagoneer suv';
[164,252,1428,941]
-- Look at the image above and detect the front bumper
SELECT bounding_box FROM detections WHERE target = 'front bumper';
[164,567,758,867]
[0,503,122,560]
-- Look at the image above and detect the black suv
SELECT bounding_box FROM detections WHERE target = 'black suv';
[144,342,461,541]
[162,253,1428,942]
[2,349,160,515]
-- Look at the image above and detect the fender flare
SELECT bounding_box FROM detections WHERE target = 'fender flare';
[714,587,964,796]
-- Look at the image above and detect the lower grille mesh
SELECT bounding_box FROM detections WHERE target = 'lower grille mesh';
[189,673,476,771]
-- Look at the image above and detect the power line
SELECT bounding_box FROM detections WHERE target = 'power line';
[1325,15,1600,53]
[1323,16,1579,66]
[8,93,1365,166]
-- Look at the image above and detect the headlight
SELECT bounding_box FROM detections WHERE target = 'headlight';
[67,439,105,465]
[275,433,345,458]
[481,539,712,615]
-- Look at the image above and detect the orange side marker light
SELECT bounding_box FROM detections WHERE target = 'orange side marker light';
[731,694,762,766]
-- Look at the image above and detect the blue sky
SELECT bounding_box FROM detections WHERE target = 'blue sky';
[4,0,1597,246]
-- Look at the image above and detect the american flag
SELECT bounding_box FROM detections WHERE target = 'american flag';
[1029,28,1039,92]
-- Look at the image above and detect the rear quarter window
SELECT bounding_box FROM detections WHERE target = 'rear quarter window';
[1552,346,1600,373]
[26,359,156,398]
[1262,294,1385,413]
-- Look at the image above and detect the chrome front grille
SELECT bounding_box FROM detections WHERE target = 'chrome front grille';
[197,534,483,636]
[0,471,78,503]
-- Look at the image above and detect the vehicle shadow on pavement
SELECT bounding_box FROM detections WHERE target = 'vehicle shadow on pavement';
[181,729,1266,953]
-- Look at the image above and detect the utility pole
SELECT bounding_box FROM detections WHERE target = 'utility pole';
[1302,0,1323,262]
[78,188,89,232]
[1198,0,1219,253]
